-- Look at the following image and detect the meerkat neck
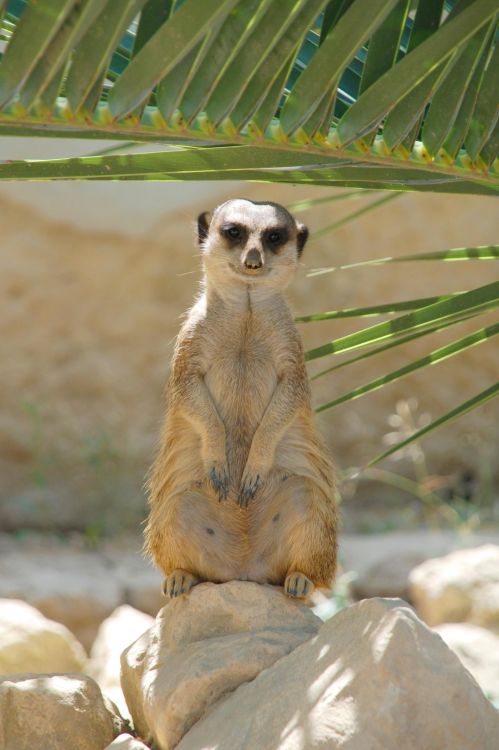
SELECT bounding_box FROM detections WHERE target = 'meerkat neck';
[204,275,283,312]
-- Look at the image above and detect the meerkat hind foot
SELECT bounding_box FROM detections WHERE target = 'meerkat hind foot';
[284,572,314,599]
[163,570,200,599]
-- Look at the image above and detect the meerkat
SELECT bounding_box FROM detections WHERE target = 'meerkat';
[145,198,337,599]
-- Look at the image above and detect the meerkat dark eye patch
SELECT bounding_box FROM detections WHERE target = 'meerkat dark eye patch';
[221,223,246,243]
[265,227,288,250]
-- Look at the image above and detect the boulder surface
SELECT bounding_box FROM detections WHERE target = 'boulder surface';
[120,581,320,749]
[434,622,499,704]
[177,597,499,750]
[0,673,126,750]
[341,531,499,600]
[0,598,86,674]
[409,544,499,626]
[104,734,152,749]
[0,543,163,650]
[0,550,122,650]
[88,604,154,718]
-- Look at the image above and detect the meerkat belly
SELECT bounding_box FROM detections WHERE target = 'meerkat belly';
[204,340,277,479]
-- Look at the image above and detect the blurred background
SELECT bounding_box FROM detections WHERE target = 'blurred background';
[1,137,498,540]
[1,0,498,733]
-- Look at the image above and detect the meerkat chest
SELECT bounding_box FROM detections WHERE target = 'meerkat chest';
[206,321,278,383]
[203,310,285,420]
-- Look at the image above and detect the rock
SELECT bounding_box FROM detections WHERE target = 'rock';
[112,553,164,618]
[120,581,320,749]
[0,673,127,750]
[177,598,499,750]
[0,550,122,650]
[409,544,499,626]
[103,734,151,749]
[0,542,163,649]
[0,598,86,674]
[88,605,154,719]
[339,531,499,600]
[434,623,499,704]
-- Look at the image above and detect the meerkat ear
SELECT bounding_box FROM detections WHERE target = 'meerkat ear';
[296,222,309,256]
[197,211,211,245]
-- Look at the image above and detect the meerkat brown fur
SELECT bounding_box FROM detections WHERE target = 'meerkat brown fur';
[145,198,337,599]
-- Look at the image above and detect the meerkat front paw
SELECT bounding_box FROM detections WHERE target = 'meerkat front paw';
[162,570,199,598]
[206,460,230,501]
[237,471,263,508]
[284,572,314,599]
[238,453,272,507]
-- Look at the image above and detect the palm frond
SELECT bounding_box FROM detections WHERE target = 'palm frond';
[307,244,499,276]
[0,0,496,190]
[316,322,499,411]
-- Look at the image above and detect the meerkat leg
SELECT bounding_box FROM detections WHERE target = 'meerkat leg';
[146,487,244,586]
[249,474,337,592]
[238,373,306,507]
[172,376,229,501]
[163,570,200,598]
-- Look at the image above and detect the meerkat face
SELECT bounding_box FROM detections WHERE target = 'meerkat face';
[197,199,308,290]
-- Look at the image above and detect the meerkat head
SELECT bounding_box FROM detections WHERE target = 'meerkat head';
[197,198,308,291]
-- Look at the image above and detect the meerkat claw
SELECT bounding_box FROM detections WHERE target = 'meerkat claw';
[208,465,229,501]
[163,570,199,598]
[237,474,261,508]
[284,572,314,599]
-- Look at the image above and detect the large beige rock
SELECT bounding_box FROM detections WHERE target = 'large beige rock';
[434,622,499,704]
[0,543,163,649]
[104,734,151,749]
[178,598,499,750]
[120,581,320,749]
[340,531,499,600]
[0,673,126,750]
[112,553,164,617]
[0,598,86,673]
[409,544,499,626]
[88,605,155,718]
[0,550,122,649]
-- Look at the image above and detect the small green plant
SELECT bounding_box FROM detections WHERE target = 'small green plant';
[21,400,53,488]
[82,430,120,542]
[340,397,494,533]
[83,517,108,548]
[313,569,356,621]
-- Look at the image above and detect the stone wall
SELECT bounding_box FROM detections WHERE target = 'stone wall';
[1,166,497,531]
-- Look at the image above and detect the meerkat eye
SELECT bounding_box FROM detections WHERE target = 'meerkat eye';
[225,225,241,240]
[266,229,287,247]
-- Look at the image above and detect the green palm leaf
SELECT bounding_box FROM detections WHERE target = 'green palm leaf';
[310,192,400,240]
[308,311,484,380]
[337,0,498,146]
[307,244,499,276]
[305,280,499,360]
[296,293,462,322]
[108,0,238,119]
[316,322,499,411]
[0,0,496,190]
[0,0,74,107]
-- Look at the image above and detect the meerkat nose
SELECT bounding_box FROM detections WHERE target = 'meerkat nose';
[243,248,263,269]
